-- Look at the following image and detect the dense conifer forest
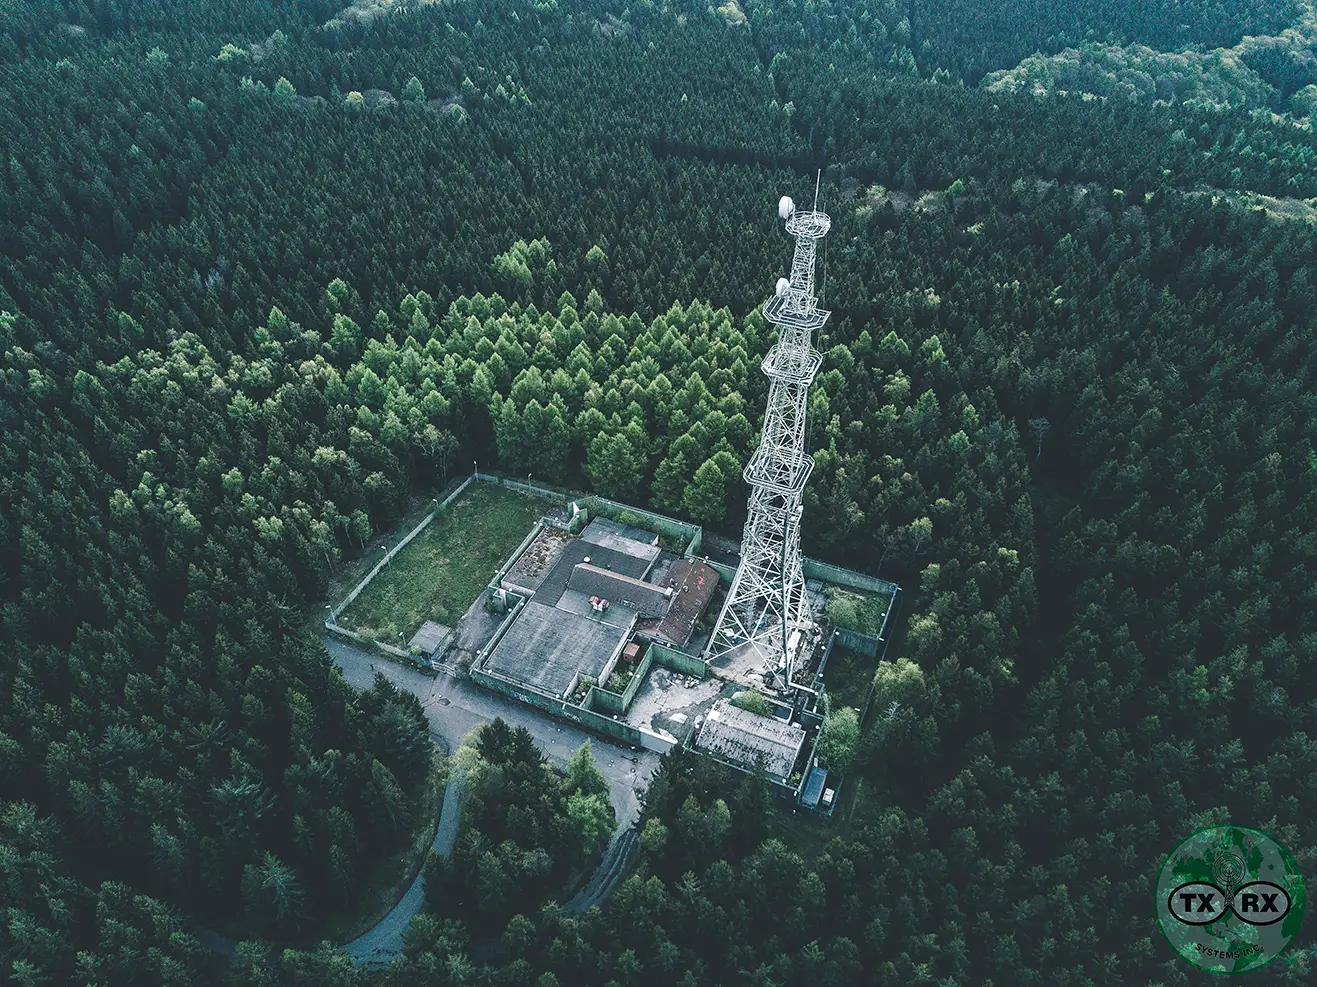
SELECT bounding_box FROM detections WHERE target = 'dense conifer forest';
[2,0,1316,984]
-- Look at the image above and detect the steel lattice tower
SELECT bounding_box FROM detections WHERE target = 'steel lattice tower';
[705,181,830,688]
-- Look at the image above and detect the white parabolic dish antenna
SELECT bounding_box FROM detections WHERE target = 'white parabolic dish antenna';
[778,195,795,219]
[775,277,790,296]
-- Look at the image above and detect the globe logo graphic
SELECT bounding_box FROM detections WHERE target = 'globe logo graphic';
[1155,826,1306,973]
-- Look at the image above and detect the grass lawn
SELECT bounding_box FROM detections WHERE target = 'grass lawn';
[823,585,893,638]
[339,483,548,642]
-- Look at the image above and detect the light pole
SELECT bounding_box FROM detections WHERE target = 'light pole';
[473,461,478,480]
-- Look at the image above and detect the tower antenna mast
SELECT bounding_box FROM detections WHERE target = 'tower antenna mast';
[704,178,831,690]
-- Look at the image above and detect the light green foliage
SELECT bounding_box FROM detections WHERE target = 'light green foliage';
[682,457,728,525]
[824,586,891,636]
[586,430,645,501]
[872,657,928,712]
[215,42,249,62]
[638,818,669,856]
[564,742,609,798]
[982,36,1278,109]
[274,76,297,102]
[816,705,860,773]
[491,238,556,299]
[730,690,771,715]
[402,75,426,103]
[566,792,616,856]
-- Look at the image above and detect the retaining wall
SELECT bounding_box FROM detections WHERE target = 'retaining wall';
[647,642,707,679]
[590,649,655,715]
[835,627,882,658]
[487,518,549,594]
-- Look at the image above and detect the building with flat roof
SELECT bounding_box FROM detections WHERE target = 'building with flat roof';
[568,563,672,617]
[801,765,828,809]
[482,600,634,698]
[580,517,661,557]
[693,699,807,783]
[476,518,677,703]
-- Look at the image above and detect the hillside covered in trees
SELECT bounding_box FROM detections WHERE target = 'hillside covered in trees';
[2,0,1315,985]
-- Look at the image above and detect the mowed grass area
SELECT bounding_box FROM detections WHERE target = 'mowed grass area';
[339,483,548,642]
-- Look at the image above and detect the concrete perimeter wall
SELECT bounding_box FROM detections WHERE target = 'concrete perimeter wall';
[325,474,478,664]
[587,641,707,718]
[835,627,882,658]
[803,557,899,597]
[578,495,702,557]
[487,518,549,595]
[647,641,708,679]
[471,664,646,747]
[589,650,654,716]
[474,473,701,555]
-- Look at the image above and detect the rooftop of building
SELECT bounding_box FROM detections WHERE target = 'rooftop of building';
[580,517,661,558]
[694,698,806,782]
[801,765,828,809]
[530,536,653,609]
[639,557,719,647]
[567,562,672,617]
[482,600,633,698]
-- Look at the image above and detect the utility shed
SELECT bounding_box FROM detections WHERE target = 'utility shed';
[695,700,806,783]
[801,766,828,809]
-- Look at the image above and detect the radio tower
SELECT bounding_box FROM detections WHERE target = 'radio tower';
[705,175,830,690]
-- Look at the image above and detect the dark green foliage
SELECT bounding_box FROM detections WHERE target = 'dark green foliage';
[3,1,1317,985]
[905,0,1301,83]
[424,721,614,937]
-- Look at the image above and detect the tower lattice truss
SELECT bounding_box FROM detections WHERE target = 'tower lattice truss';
[705,197,831,688]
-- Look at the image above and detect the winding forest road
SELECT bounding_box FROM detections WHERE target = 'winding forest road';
[327,638,660,966]
[198,639,658,967]
[341,775,466,966]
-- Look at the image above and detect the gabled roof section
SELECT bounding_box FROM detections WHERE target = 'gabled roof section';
[567,563,672,617]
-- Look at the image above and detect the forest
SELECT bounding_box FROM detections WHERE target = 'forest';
[2,0,1315,984]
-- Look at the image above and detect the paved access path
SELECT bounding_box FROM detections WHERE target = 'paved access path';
[327,637,660,965]
[342,775,466,966]
[200,639,659,967]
